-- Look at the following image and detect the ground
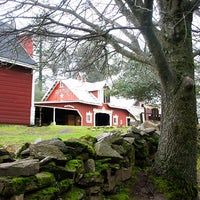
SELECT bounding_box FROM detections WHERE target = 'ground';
[129,172,166,200]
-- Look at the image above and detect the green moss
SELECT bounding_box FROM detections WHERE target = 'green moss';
[36,172,56,188]
[57,178,71,192]
[79,134,97,144]
[95,158,111,171]
[25,187,59,200]
[84,171,101,178]
[153,176,197,200]
[65,159,84,173]
[64,138,96,157]
[60,187,86,200]
[106,183,130,200]
[12,176,36,194]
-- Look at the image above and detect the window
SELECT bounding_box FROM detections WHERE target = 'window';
[103,86,110,103]
[113,115,118,125]
[86,112,92,123]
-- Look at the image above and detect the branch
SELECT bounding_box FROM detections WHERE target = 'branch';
[107,34,151,65]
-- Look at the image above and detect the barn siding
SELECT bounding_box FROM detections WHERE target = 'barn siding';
[36,102,129,126]
[112,108,130,126]
[47,83,78,101]
[0,65,33,125]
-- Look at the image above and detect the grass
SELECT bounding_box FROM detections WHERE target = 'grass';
[0,124,128,150]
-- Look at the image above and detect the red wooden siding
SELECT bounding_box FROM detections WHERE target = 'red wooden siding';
[47,83,78,101]
[112,107,129,126]
[37,102,129,126]
[90,90,98,98]
[0,65,32,125]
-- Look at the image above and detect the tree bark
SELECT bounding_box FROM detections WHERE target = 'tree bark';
[151,1,198,198]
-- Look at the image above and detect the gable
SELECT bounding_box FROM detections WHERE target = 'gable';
[46,82,78,101]
[0,21,36,68]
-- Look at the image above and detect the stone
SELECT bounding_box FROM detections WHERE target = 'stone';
[141,120,160,131]
[78,173,104,187]
[116,167,132,181]
[123,137,135,144]
[94,141,123,159]
[0,159,39,177]
[111,144,126,155]
[15,143,30,159]
[10,194,24,200]
[0,148,14,163]
[64,138,95,157]
[37,138,69,153]
[143,127,156,134]
[87,186,101,194]
[85,159,95,173]
[29,143,67,164]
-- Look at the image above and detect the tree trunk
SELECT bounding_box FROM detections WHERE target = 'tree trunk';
[152,1,198,198]
[154,82,197,198]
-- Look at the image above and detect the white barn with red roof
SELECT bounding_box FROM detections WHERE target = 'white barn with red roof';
[35,78,144,126]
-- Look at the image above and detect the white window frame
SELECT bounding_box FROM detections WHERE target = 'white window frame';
[86,112,92,123]
[113,115,118,126]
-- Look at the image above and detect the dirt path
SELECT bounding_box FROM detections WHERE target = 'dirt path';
[129,172,166,200]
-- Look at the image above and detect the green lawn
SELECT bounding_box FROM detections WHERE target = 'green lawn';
[0,124,128,150]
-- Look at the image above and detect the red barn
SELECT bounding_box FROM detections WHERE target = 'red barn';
[0,22,36,125]
[35,78,142,126]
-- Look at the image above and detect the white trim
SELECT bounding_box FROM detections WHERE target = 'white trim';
[35,99,101,106]
[93,108,113,126]
[113,115,118,126]
[86,111,92,123]
[30,69,35,125]
[42,80,58,101]
[0,56,35,69]
[53,108,56,125]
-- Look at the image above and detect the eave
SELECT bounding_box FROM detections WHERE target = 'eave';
[35,100,102,107]
[0,56,36,69]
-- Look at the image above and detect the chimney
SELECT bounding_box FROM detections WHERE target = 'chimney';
[77,72,87,82]
[18,34,33,57]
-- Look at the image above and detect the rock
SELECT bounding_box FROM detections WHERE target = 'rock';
[96,132,111,141]
[0,148,14,163]
[86,185,101,194]
[111,144,126,155]
[64,138,95,157]
[35,172,56,188]
[116,167,132,181]
[85,159,95,173]
[96,131,123,145]
[0,159,39,177]
[29,143,67,165]
[37,138,69,153]
[123,137,135,144]
[78,172,104,187]
[10,194,24,200]
[143,127,156,134]
[15,143,30,159]
[140,120,160,131]
[94,141,123,159]
[127,126,141,134]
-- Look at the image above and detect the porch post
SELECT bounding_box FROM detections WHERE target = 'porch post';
[109,113,112,126]
[53,108,56,125]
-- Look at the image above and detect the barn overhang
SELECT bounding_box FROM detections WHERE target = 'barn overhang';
[35,104,82,126]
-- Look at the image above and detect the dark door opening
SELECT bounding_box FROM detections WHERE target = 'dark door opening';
[95,113,110,126]
[35,107,53,126]
[56,109,81,125]
[35,107,81,126]
[127,118,131,126]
